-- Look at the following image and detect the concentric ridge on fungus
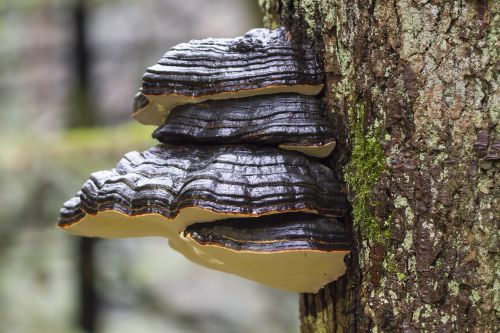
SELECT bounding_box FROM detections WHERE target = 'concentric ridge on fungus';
[153,93,336,158]
[184,213,350,252]
[58,144,346,238]
[133,27,324,125]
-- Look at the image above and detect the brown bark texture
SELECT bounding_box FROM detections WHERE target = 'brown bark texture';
[260,1,498,332]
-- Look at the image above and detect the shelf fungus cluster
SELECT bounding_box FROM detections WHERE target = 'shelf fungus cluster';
[58,28,350,293]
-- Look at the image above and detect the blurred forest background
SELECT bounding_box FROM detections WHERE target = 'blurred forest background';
[0,1,299,332]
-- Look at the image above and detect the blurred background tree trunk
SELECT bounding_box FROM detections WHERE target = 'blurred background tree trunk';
[260,1,498,332]
[69,0,99,332]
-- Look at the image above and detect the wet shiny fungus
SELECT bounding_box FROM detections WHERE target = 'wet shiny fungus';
[153,94,336,158]
[57,27,350,293]
[133,27,324,125]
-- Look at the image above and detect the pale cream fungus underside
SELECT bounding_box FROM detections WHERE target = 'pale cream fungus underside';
[279,140,336,158]
[133,84,324,125]
[60,207,347,293]
[176,235,348,293]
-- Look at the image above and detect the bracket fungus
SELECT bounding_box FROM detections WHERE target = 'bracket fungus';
[179,213,350,292]
[58,27,351,293]
[153,93,336,158]
[58,144,346,238]
[133,27,324,125]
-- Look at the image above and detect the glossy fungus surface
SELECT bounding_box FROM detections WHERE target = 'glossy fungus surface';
[133,28,324,125]
[153,94,336,157]
[58,144,346,238]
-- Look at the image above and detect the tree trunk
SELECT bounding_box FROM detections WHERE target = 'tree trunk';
[260,1,498,332]
[71,1,99,332]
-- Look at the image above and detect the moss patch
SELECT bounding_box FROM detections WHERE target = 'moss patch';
[344,104,388,242]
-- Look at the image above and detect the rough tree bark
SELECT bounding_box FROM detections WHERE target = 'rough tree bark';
[260,1,498,332]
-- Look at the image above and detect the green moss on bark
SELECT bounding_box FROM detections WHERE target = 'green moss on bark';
[344,104,387,243]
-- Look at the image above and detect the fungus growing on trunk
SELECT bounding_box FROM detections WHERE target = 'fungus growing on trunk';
[58,26,351,293]
[152,94,336,158]
[133,27,323,125]
[178,212,350,292]
[58,144,346,239]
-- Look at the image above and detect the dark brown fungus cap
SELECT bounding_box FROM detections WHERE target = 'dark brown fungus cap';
[58,144,346,239]
[152,94,336,158]
[176,213,350,292]
[184,213,349,252]
[133,27,324,125]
